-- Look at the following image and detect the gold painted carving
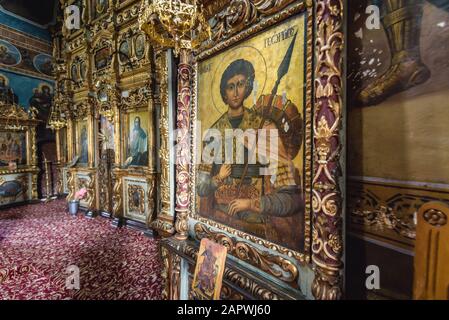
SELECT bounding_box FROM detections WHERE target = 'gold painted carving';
[351,203,416,240]
[116,2,142,26]
[348,179,449,246]
[311,267,341,301]
[170,254,181,300]
[223,269,281,300]
[150,49,176,236]
[67,170,75,201]
[120,80,152,111]
[71,98,94,120]
[0,103,34,122]
[155,50,172,217]
[147,177,157,224]
[220,285,245,300]
[160,246,170,300]
[151,219,175,235]
[423,209,447,227]
[0,112,40,203]
[112,176,123,217]
[209,0,297,43]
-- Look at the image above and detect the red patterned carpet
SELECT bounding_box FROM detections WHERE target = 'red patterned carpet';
[0,200,162,300]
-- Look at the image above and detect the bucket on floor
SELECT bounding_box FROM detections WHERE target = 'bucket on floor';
[68,200,79,215]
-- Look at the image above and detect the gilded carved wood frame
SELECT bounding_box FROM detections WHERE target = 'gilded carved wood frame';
[176,0,345,299]
[0,106,40,201]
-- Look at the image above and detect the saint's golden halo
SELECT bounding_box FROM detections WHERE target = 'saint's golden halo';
[38,82,53,94]
[210,45,267,115]
[0,73,10,86]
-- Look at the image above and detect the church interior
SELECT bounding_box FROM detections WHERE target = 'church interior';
[0,0,448,301]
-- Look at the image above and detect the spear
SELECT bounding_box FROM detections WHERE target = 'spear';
[237,31,298,196]
[271,31,298,97]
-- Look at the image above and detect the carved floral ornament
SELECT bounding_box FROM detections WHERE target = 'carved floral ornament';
[0,102,35,122]
[120,81,153,111]
[208,0,300,43]
[423,209,447,227]
[310,0,344,300]
[70,98,93,120]
[194,223,299,284]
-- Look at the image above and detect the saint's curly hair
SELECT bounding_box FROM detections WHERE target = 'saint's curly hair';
[219,59,255,104]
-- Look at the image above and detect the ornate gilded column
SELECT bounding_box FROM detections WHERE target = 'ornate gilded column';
[87,106,95,169]
[54,128,62,194]
[55,128,61,163]
[151,49,176,236]
[311,0,345,300]
[139,0,210,240]
[174,49,192,241]
[30,124,39,200]
[67,119,74,161]
[66,118,75,201]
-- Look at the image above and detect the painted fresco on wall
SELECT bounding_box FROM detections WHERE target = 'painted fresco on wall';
[77,120,89,165]
[0,70,53,111]
[0,40,53,80]
[0,10,51,41]
[347,0,449,184]
[349,0,449,107]
[33,54,53,76]
[0,131,26,166]
[125,111,148,167]
[0,73,18,103]
[29,83,53,124]
[196,14,306,252]
[0,40,21,66]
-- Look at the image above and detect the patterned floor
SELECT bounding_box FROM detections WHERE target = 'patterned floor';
[0,200,162,300]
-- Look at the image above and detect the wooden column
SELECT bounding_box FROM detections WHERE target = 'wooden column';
[174,49,192,241]
[311,0,345,300]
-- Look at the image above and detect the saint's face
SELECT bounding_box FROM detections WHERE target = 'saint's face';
[134,118,140,130]
[224,74,247,110]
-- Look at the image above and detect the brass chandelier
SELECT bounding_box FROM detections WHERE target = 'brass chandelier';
[138,0,211,54]
[48,92,67,130]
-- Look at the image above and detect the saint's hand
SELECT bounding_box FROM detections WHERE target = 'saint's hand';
[217,164,232,180]
[227,199,252,216]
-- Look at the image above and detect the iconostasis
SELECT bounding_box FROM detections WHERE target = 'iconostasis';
[55,0,345,300]
[56,0,176,233]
